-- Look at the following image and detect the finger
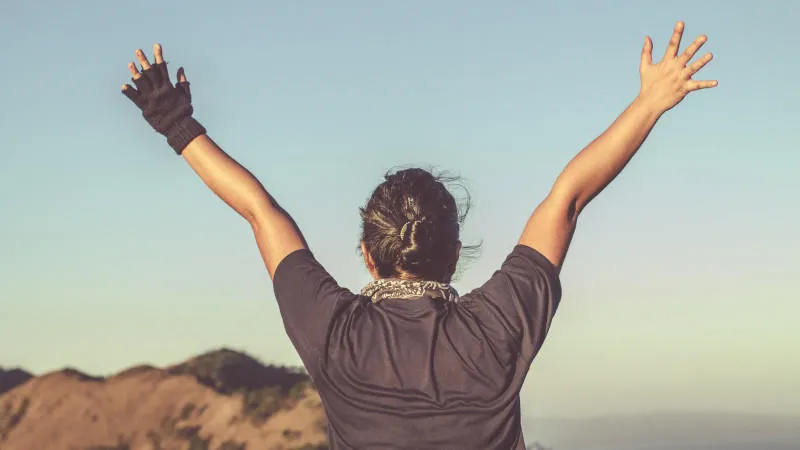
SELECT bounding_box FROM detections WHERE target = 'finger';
[687,79,718,91]
[640,36,653,68]
[135,48,151,71]
[177,66,187,83]
[679,35,707,65]
[128,62,141,80]
[687,52,713,75]
[664,21,685,59]
[121,84,139,103]
[153,43,164,64]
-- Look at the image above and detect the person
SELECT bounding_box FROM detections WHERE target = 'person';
[121,21,716,450]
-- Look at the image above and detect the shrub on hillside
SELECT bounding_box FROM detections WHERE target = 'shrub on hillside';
[0,368,33,396]
[241,386,284,423]
[0,397,30,441]
[167,348,309,396]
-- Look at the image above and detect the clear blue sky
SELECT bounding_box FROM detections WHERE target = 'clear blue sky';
[1,0,797,419]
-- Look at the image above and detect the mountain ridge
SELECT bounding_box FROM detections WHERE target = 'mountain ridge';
[0,348,326,450]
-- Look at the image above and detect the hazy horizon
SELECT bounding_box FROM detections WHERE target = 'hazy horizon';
[6,349,798,421]
[2,0,798,421]
[4,354,798,449]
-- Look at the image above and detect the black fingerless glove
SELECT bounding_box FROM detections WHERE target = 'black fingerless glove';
[122,62,206,155]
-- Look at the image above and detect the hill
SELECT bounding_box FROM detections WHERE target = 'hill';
[0,349,327,450]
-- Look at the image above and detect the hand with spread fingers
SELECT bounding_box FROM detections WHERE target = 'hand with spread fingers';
[121,44,206,155]
[638,21,718,113]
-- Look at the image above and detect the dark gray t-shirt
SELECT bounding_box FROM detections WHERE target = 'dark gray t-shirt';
[273,245,561,449]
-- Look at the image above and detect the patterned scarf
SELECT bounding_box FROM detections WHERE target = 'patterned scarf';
[361,278,460,304]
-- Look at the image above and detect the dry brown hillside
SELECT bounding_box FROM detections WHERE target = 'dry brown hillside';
[0,349,328,450]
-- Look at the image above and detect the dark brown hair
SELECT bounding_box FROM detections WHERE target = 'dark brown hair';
[359,167,479,283]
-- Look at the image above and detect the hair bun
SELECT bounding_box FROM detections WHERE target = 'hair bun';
[360,167,477,282]
[399,219,426,245]
[398,218,436,271]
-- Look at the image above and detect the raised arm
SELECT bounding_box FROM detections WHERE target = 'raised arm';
[180,135,307,277]
[121,44,305,277]
[519,21,717,270]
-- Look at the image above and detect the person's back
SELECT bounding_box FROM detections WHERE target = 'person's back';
[274,241,560,449]
[120,21,717,448]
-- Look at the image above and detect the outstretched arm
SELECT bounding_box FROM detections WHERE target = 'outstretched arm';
[121,44,305,277]
[520,21,717,270]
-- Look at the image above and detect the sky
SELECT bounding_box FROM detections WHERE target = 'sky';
[0,0,798,420]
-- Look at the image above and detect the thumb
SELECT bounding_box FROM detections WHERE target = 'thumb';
[175,67,192,101]
[640,36,653,69]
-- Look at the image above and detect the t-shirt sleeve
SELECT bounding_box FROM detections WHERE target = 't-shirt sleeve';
[272,248,356,373]
[460,244,562,364]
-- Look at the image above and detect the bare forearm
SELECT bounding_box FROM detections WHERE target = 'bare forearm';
[181,134,272,223]
[180,134,307,275]
[120,44,310,277]
[553,96,663,213]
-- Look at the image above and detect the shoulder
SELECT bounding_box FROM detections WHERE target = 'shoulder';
[272,247,357,330]
[505,244,561,278]
[455,244,563,362]
[274,248,319,279]
[273,248,351,297]
[462,244,561,301]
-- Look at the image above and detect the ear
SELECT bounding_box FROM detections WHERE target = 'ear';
[361,241,379,280]
[453,241,462,266]
[445,241,462,281]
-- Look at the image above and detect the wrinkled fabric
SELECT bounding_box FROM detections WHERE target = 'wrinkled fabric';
[273,245,562,449]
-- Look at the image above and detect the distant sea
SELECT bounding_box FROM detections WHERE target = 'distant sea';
[537,442,798,450]
[593,445,797,450]
[525,411,800,450]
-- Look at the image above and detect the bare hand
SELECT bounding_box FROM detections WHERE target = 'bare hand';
[638,21,717,113]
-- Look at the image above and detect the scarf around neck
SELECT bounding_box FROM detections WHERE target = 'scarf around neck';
[361,278,459,304]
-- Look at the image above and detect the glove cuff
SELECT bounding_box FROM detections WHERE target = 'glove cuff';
[166,117,207,155]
